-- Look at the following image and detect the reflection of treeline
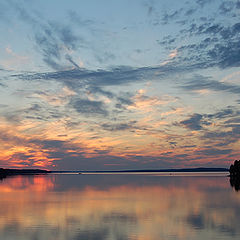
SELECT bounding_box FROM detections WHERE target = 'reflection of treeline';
[229,160,240,191]
[230,177,240,191]
[0,168,7,178]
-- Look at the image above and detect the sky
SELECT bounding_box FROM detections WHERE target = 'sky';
[0,0,239,170]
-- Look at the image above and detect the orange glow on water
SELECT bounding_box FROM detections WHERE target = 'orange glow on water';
[0,175,54,192]
[0,175,239,240]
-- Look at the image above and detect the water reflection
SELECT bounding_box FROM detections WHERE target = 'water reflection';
[0,173,239,240]
[230,176,240,191]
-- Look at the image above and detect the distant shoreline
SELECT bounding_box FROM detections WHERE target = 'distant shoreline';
[53,167,229,174]
[0,167,229,177]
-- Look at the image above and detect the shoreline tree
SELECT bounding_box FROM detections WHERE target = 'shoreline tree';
[229,160,240,191]
[229,160,240,176]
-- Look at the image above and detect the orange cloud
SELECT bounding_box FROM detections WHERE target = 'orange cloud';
[128,89,177,113]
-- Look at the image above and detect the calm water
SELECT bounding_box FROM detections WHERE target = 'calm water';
[0,173,239,240]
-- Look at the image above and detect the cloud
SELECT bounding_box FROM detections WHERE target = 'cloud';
[88,85,111,95]
[34,21,83,70]
[101,121,137,131]
[4,0,240,75]
[0,123,58,168]
[180,114,203,130]
[4,1,116,70]
[158,0,214,26]
[225,117,240,124]
[5,1,84,70]
[12,65,164,89]
[33,87,76,106]
[207,107,238,119]
[161,8,184,25]
[161,108,184,117]
[1,0,240,171]
[10,10,240,91]
[237,0,240,8]
[209,40,240,68]
[196,0,214,8]
[181,75,240,94]
[67,10,94,26]
[70,98,108,116]
[203,125,240,145]
[159,6,240,69]
[31,139,66,150]
[195,148,232,156]
[8,1,38,25]
[168,49,178,59]
[198,109,240,147]
[178,106,240,148]
[128,90,175,113]
[219,1,236,15]
[49,22,79,51]
[184,8,197,16]
[181,145,196,148]
[65,54,80,69]
[115,95,133,109]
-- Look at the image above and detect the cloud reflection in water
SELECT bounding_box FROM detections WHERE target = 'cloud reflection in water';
[0,174,239,240]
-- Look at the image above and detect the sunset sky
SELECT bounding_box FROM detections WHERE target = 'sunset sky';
[0,0,239,170]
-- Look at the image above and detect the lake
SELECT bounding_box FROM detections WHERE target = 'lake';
[0,173,239,240]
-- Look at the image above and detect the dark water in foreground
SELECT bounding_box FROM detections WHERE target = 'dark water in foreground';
[0,173,239,240]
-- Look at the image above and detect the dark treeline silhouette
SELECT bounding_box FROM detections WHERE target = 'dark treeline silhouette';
[0,168,49,181]
[229,160,240,176]
[229,160,240,191]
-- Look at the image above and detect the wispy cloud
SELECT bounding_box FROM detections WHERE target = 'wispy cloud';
[181,75,240,94]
